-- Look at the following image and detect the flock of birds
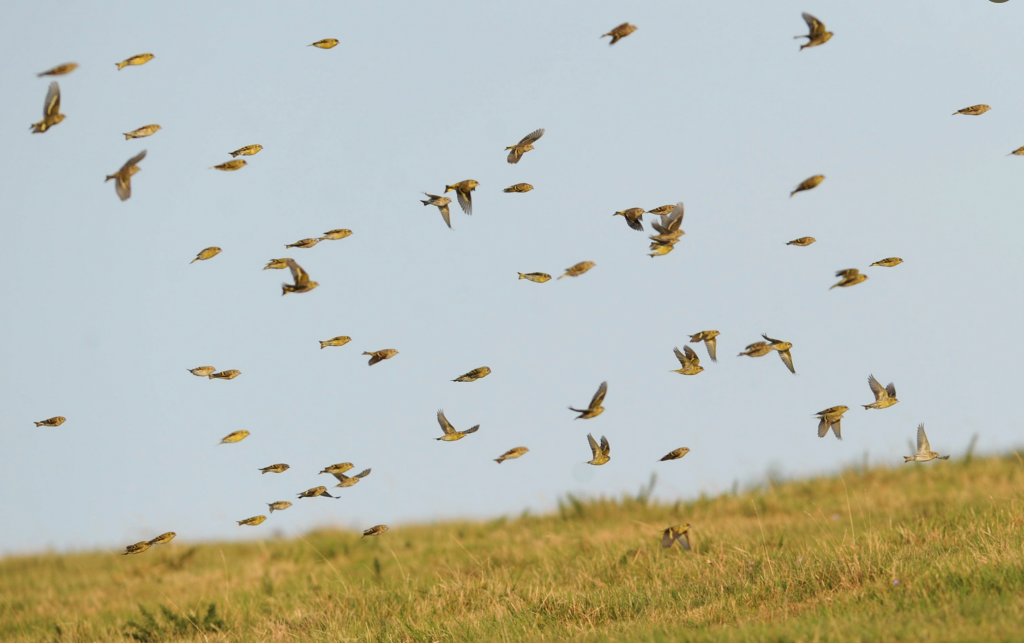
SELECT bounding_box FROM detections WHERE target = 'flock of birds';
[29,13,991,556]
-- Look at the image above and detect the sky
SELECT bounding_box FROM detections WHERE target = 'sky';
[1,0,1023,556]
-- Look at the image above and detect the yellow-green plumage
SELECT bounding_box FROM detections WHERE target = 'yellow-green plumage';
[320,336,351,349]
[187,366,216,377]
[787,237,816,246]
[123,124,161,140]
[282,259,318,295]
[268,501,292,513]
[148,532,176,546]
[230,145,263,157]
[688,330,719,362]
[953,104,991,116]
[586,433,610,465]
[219,430,250,444]
[122,541,152,555]
[671,346,703,376]
[363,525,389,537]
[30,82,65,134]
[518,272,551,283]
[333,469,371,487]
[495,447,529,464]
[264,258,290,270]
[298,486,338,499]
[320,229,352,241]
[503,183,534,193]
[309,39,339,49]
[105,150,146,201]
[37,63,78,77]
[320,463,354,475]
[34,416,66,428]
[662,524,691,550]
[116,53,154,70]
[870,257,903,267]
[569,381,607,419]
[444,180,479,215]
[191,247,221,263]
[211,160,246,171]
[558,261,595,279]
[286,238,320,249]
[209,369,241,380]
[453,366,491,382]
[363,349,398,366]
[660,447,690,462]
[259,463,290,474]
[790,175,824,197]
[435,410,479,441]
[237,515,266,526]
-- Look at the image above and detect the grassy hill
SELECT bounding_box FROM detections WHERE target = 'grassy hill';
[3,452,1023,643]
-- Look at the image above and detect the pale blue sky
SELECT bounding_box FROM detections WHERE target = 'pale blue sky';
[2,0,1022,555]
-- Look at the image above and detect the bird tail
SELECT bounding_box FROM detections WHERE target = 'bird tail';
[420,200,430,206]
[495,458,504,464]
[33,422,42,427]
[230,152,240,158]
[261,470,268,474]
[319,342,327,349]
[208,374,215,379]
[903,456,913,463]
[116,62,127,70]
[862,405,870,409]
[268,506,275,513]
[124,134,132,140]
[444,185,454,193]
[939,455,950,460]
[362,352,372,356]
[518,273,525,279]
[105,174,116,182]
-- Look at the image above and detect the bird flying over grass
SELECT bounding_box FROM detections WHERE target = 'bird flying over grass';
[863,375,898,410]
[363,525,389,537]
[905,424,949,463]
[586,434,610,465]
[815,406,849,440]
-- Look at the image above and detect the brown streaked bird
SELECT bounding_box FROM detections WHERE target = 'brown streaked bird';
[646,205,676,216]
[122,541,152,555]
[191,247,221,263]
[503,183,534,193]
[363,525,389,537]
[421,193,453,228]
[37,63,78,77]
[218,430,250,444]
[229,144,263,157]
[787,237,816,247]
[569,381,607,419]
[123,124,161,140]
[952,104,991,116]
[282,259,319,295]
[147,532,176,546]
[444,180,479,215]
[651,203,685,235]
[105,150,146,201]
[505,128,545,164]
[688,330,719,362]
[285,238,320,249]
[795,13,832,50]
[453,366,491,382]
[363,348,398,366]
[660,447,690,462]
[320,229,352,241]
[30,82,65,134]
[1009,146,1024,156]
[209,369,241,380]
[558,261,596,279]
[268,501,292,513]
[738,341,773,358]
[518,272,552,283]
[870,257,903,267]
[187,366,216,377]
[602,22,637,45]
[586,434,611,465]
[319,336,351,349]
[613,207,645,232]
[116,53,154,70]
[309,39,339,49]
[662,524,691,550]
[495,446,529,464]
[297,486,338,499]
[211,160,247,171]
[790,175,824,197]
[319,462,354,475]
[263,258,290,270]
[830,268,868,289]
[237,515,267,526]
[671,346,704,376]
[259,463,290,474]
[905,424,950,463]
[863,374,898,410]
[34,416,66,428]
[332,468,371,487]
[761,334,795,374]
[435,409,479,441]
[815,406,849,440]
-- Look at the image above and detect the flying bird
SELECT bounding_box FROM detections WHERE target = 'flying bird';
[123,124,161,140]
[332,469,371,487]
[453,366,491,382]
[363,525,389,537]
[37,63,78,77]
[761,334,795,374]
[320,336,351,349]
[904,424,949,463]
[309,39,339,49]
[586,434,611,465]
[105,150,147,201]
[30,82,65,134]
[613,207,645,232]
[518,272,551,283]
[211,160,247,171]
[268,501,292,513]
[263,258,290,270]
[445,180,479,215]
[863,374,898,410]
[558,261,596,279]
[435,409,479,441]
[319,463,354,475]
[219,430,250,444]
[505,128,545,164]
[952,104,991,116]
[786,237,816,247]
[503,183,534,193]
[790,175,824,197]
[660,447,690,462]
[230,145,263,157]
[602,23,637,45]
[285,238,320,249]
[147,532,176,546]
[363,348,398,365]
[209,369,241,380]
[122,541,152,555]
[320,229,352,241]
[237,516,267,526]
[116,53,154,70]
[421,193,453,228]
[495,447,529,464]
[282,259,319,295]
[795,13,832,50]
[688,330,719,362]
[870,257,903,267]
[671,346,704,376]
[830,268,868,289]
[297,486,338,499]
[569,381,607,419]
[662,524,691,550]
[187,366,216,377]
[259,463,290,474]
[738,341,773,358]
[646,205,676,216]
[191,247,221,263]
[33,416,66,428]
[815,406,849,440]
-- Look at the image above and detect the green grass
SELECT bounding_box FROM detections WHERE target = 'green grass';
[3,453,1023,642]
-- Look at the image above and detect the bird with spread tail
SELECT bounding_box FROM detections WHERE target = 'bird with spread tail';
[815,406,849,440]
[569,381,607,419]
[445,180,478,215]
[662,524,691,550]
[586,434,611,465]
[863,374,898,410]
[421,193,453,228]
[795,13,832,50]
[602,23,637,45]
[363,348,398,365]
[688,331,719,362]
[495,447,529,464]
[671,346,704,376]
[105,150,146,201]
[761,334,795,374]
[660,447,690,462]
[505,128,545,164]
[905,424,949,463]
[435,410,479,441]
[282,259,319,295]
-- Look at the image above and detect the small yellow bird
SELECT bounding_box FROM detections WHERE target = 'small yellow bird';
[953,104,991,116]
[904,424,950,463]
[309,39,339,49]
[830,268,868,289]
[209,369,241,380]
[282,259,319,295]
[815,406,849,440]
[122,541,152,555]
[671,346,704,376]
[646,205,676,216]
[116,53,154,70]
[37,63,78,77]
[688,330,720,362]
[795,13,832,50]
[586,434,611,465]
[319,462,354,475]
[263,258,290,270]
[435,409,479,441]
[613,207,645,232]
[363,348,398,365]
[558,261,596,279]
[285,238,320,249]
[602,23,637,45]
[790,175,824,197]
[320,229,352,241]
[505,128,545,164]
[267,501,292,513]
[147,532,176,546]
[662,524,691,550]
[363,525,389,537]
[34,416,66,428]
[761,334,795,374]
[518,272,551,283]
[230,145,263,157]
[320,336,351,349]
[259,463,290,474]
[187,366,216,377]
[332,468,371,487]
[738,341,773,358]
[495,447,529,464]
[870,257,903,267]
[569,381,607,419]
[453,366,491,382]
[191,247,221,263]
[863,374,898,410]
[649,244,675,258]
[237,515,267,526]
[30,82,65,134]
[123,124,161,140]
[786,237,816,247]
[444,180,479,215]
[297,486,338,499]
[503,183,534,193]
[219,430,250,444]
[421,193,453,228]
[660,447,690,462]
[211,160,247,171]
[105,150,146,201]
[1008,146,1024,156]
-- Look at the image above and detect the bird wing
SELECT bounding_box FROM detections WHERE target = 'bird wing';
[355,468,371,479]
[330,471,350,483]
[886,382,896,398]
[662,527,676,549]
[802,12,824,37]
[817,418,830,438]
[506,148,522,164]
[761,333,782,345]
[681,529,691,551]
[455,189,472,215]
[437,409,455,435]
[831,419,842,440]
[518,128,545,146]
[626,215,644,231]
[121,149,148,173]
[44,82,61,117]
[286,259,310,287]
[587,433,600,458]
[672,347,688,367]
[600,435,610,456]
[917,424,930,453]
[683,345,700,366]
[439,204,451,228]
[778,349,795,374]
[115,174,132,201]
[867,374,885,400]
[665,203,685,230]
[589,381,608,410]
[705,337,718,362]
